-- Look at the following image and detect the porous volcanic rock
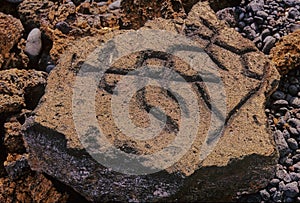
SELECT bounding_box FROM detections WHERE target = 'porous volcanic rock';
[0,172,68,202]
[271,30,300,75]
[23,1,280,202]
[18,0,120,62]
[0,12,27,69]
[120,0,186,29]
[0,69,47,118]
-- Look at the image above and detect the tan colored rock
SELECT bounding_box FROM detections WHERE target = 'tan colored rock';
[271,30,300,75]
[23,1,279,202]
[120,0,186,29]
[0,69,47,116]
[18,0,120,63]
[0,173,68,203]
[0,12,25,69]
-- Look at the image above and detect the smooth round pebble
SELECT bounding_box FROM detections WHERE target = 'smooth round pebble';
[25,28,42,57]
[287,138,298,150]
[272,91,286,100]
[288,84,298,96]
[46,65,55,73]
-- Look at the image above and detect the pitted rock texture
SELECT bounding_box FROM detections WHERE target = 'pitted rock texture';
[18,0,120,63]
[0,69,47,117]
[271,30,300,75]
[24,1,280,202]
[0,172,68,202]
[120,0,186,29]
[0,12,28,69]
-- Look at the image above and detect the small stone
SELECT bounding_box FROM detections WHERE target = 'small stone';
[216,8,237,27]
[288,8,300,19]
[262,36,276,54]
[273,33,281,40]
[279,181,286,190]
[284,0,298,6]
[55,21,71,34]
[108,0,120,10]
[238,21,246,28]
[46,65,55,73]
[250,22,258,31]
[239,12,245,20]
[293,162,300,172]
[25,28,42,57]
[285,197,294,203]
[270,178,281,186]
[276,168,292,183]
[289,23,300,33]
[272,91,286,100]
[257,10,269,18]
[287,138,299,150]
[269,187,277,193]
[292,154,300,162]
[272,191,282,202]
[290,97,300,108]
[283,181,299,197]
[244,17,254,24]
[283,129,290,140]
[289,127,299,136]
[274,130,291,157]
[257,42,262,49]
[261,29,271,39]
[285,158,294,166]
[274,99,289,106]
[288,85,299,96]
[289,172,300,181]
[243,26,256,40]
[288,118,300,128]
[248,0,264,12]
[260,189,270,201]
[254,16,264,23]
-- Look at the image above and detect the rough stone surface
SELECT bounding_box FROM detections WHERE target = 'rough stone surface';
[120,0,186,29]
[23,2,280,202]
[18,0,120,63]
[0,172,68,202]
[0,69,47,117]
[4,115,27,154]
[271,30,300,75]
[0,12,26,69]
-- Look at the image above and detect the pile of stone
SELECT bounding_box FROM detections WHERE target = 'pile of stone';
[237,29,300,203]
[217,0,300,54]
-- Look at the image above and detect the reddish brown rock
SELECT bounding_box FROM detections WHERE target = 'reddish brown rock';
[18,0,120,62]
[120,0,186,29]
[0,69,47,116]
[271,30,300,75]
[0,173,68,203]
[0,12,26,69]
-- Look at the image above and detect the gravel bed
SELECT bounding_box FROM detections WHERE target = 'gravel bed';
[217,0,300,54]
[216,0,300,202]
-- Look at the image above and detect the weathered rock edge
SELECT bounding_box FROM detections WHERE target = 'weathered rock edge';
[23,2,280,202]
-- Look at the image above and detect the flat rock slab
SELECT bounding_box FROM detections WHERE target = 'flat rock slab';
[23,2,280,202]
